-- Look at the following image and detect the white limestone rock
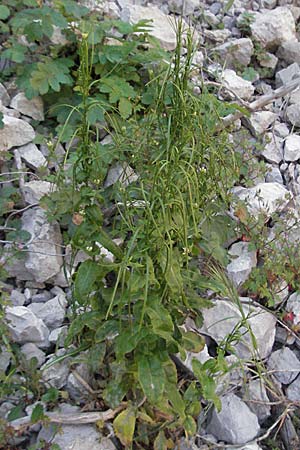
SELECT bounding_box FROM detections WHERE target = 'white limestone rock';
[221,69,254,101]
[206,394,260,444]
[28,294,67,329]
[286,291,300,326]
[201,298,276,359]
[277,40,300,66]
[122,5,177,51]
[10,92,44,121]
[286,103,300,127]
[262,133,283,164]
[265,166,283,184]
[23,180,54,205]
[18,143,47,169]
[227,242,257,287]
[104,163,138,188]
[243,379,271,424]
[0,115,35,151]
[267,347,300,384]
[251,7,296,50]
[275,62,300,88]
[214,38,254,68]
[232,182,291,218]
[41,349,70,389]
[0,83,10,106]
[243,111,277,137]
[21,207,63,283]
[5,306,49,348]
[284,134,300,162]
[20,343,46,367]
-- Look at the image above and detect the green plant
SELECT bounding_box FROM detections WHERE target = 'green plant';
[40,19,243,447]
[237,11,255,35]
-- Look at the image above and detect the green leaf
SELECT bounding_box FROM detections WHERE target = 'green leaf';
[74,260,101,304]
[113,407,136,447]
[165,382,185,418]
[0,5,10,20]
[7,404,24,422]
[2,43,27,63]
[95,320,119,343]
[42,387,59,403]
[99,76,135,104]
[137,354,165,404]
[119,97,132,119]
[31,403,45,423]
[103,378,128,408]
[183,415,197,436]
[181,331,205,353]
[61,0,89,18]
[192,359,221,411]
[154,430,172,450]
[0,112,3,129]
[30,58,73,95]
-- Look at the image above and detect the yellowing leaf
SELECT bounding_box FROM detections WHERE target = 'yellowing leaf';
[113,407,136,447]
[154,431,173,450]
[181,331,205,353]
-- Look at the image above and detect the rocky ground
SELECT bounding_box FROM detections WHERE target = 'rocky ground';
[1,0,300,449]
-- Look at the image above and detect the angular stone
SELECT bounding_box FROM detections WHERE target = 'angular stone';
[0,83,10,106]
[286,292,300,326]
[0,102,20,118]
[28,294,67,329]
[243,111,277,137]
[168,0,200,15]
[122,5,177,51]
[274,122,290,138]
[284,135,300,162]
[23,180,53,205]
[251,7,296,50]
[289,87,300,105]
[20,343,46,367]
[10,290,26,306]
[275,63,300,88]
[18,143,47,170]
[104,163,138,188]
[49,326,68,347]
[214,38,254,69]
[5,306,49,348]
[267,347,300,384]
[31,292,52,303]
[265,166,283,184]
[262,133,283,164]
[206,394,260,444]
[259,52,278,70]
[21,207,63,283]
[221,69,254,100]
[233,182,291,218]
[243,379,271,424]
[66,362,91,401]
[286,103,300,127]
[0,115,35,151]
[41,349,70,389]
[10,92,44,121]
[204,29,232,44]
[286,375,300,401]
[227,444,263,450]
[38,417,116,450]
[0,346,12,373]
[227,242,257,287]
[277,40,300,66]
[201,298,276,359]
